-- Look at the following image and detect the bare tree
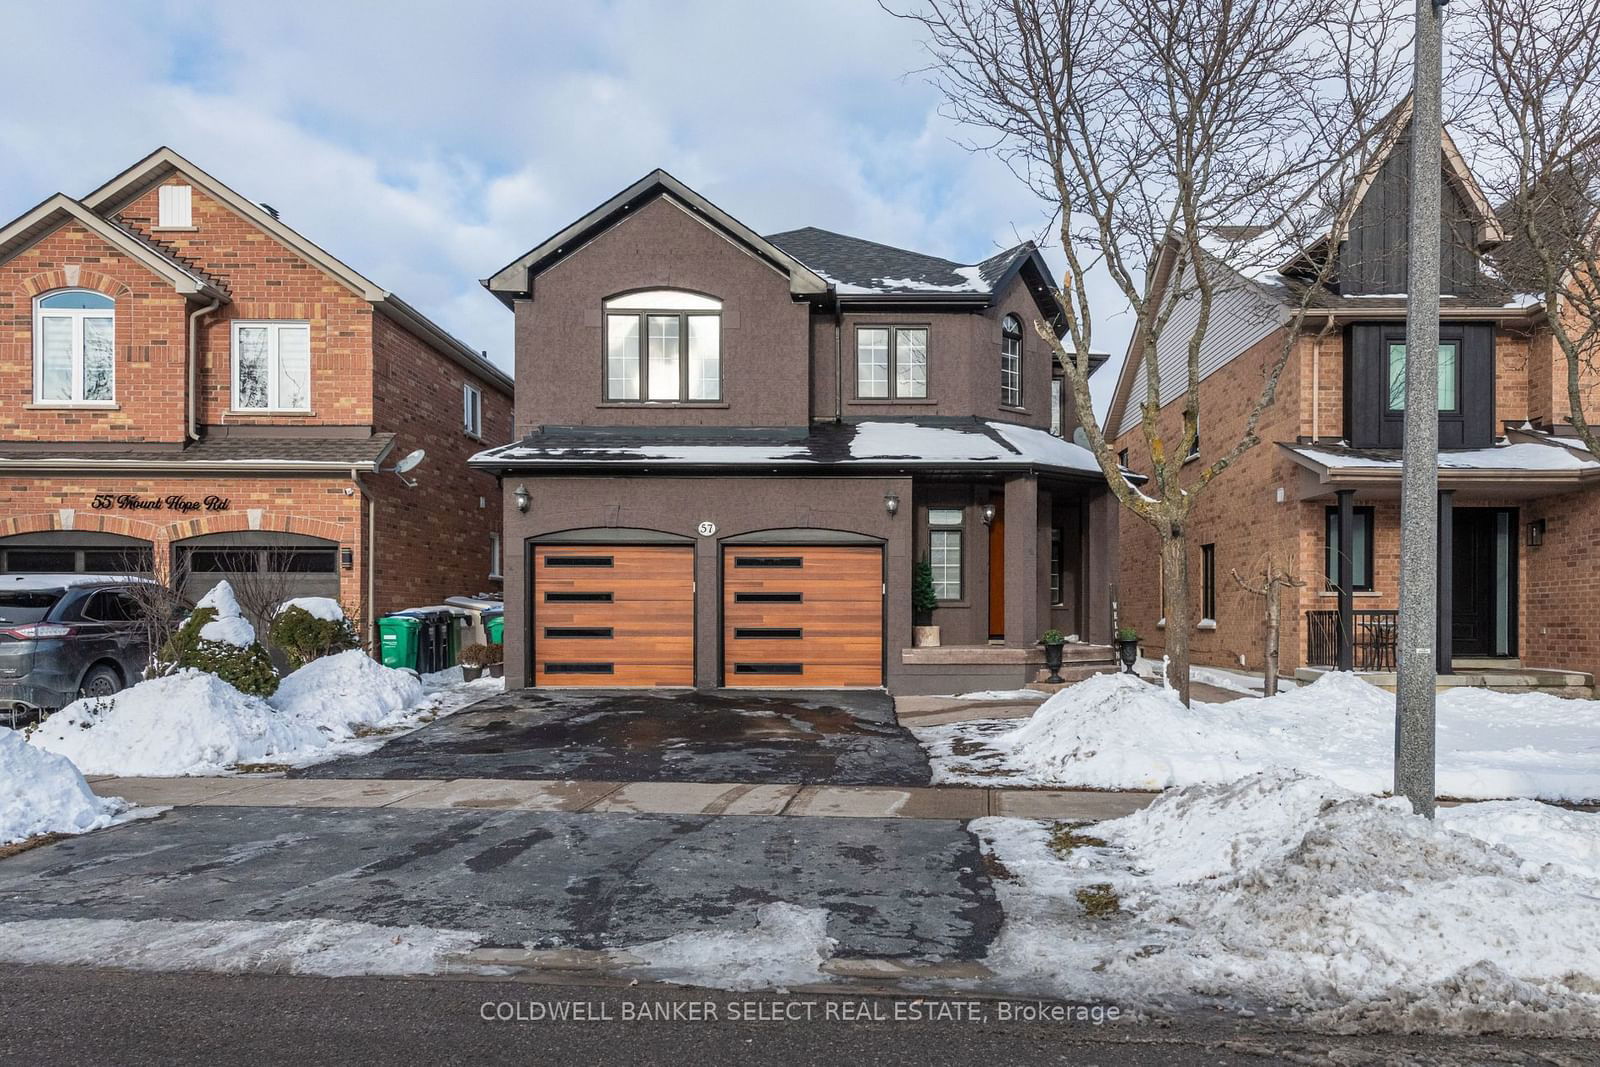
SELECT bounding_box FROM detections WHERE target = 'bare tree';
[1232,554,1307,697]
[892,0,1409,703]
[1452,0,1600,450]
[122,553,192,678]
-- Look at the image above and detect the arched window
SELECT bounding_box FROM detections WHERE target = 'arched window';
[34,290,115,404]
[1000,314,1023,408]
[603,290,722,402]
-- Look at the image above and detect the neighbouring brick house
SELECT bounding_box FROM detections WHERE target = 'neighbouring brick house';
[471,170,1118,693]
[1107,108,1599,694]
[0,148,512,686]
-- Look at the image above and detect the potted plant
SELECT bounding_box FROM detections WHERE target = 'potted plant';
[912,559,941,647]
[458,642,491,682]
[1114,626,1140,675]
[486,642,505,678]
[1038,628,1067,683]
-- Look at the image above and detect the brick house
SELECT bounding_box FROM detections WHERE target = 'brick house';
[0,148,513,678]
[470,170,1118,693]
[1106,113,1599,694]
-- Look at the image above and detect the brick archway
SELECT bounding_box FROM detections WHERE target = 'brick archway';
[0,511,162,541]
[161,513,347,544]
[21,269,135,301]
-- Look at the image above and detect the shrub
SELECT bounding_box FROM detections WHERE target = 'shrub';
[912,559,939,624]
[269,605,359,671]
[1041,628,1066,645]
[458,642,493,668]
[160,606,280,697]
[487,642,504,664]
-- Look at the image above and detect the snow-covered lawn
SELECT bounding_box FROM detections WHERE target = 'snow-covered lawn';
[973,771,1600,1033]
[29,654,498,777]
[1,728,129,845]
[915,671,1600,802]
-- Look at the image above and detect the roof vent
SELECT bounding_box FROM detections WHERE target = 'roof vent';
[259,203,280,220]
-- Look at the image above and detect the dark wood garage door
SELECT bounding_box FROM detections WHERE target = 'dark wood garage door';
[722,545,883,688]
[533,545,694,687]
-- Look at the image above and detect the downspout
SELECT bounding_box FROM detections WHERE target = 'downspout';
[352,469,378,651]
[187,298,221,441]
[1311,334,1321,442]
[833,292,844,422]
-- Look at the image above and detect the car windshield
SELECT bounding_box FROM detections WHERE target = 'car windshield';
[0,592,61,625]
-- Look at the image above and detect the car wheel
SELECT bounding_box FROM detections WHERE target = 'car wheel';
[81,665,123,700]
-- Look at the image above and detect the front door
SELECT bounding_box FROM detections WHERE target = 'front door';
[987,508,1005,640]
[1451,508,1517,659]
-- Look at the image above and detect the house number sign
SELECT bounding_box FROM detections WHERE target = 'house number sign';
[91,494,232,513]
[697,521,717,537]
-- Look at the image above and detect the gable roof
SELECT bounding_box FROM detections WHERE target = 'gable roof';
[484,169,831,305]
[763,227,1041,301]
[77,147,511,394]
[0,193,227,300]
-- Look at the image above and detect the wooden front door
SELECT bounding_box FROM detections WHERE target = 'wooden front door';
[987,509,1005,639]
[722,545,883,687]
[533,545,695,687]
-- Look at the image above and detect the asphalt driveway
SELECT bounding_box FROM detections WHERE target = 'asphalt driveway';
[0,805,998,962]
[294,689,932,786]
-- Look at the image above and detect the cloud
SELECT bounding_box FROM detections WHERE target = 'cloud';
[0,0,1133,397]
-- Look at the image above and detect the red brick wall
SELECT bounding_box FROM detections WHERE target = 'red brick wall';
[0,225,190,443]
[115,181,376,428]
[370,313,512,616]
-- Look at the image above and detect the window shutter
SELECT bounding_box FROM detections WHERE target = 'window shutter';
[159,185,193,227]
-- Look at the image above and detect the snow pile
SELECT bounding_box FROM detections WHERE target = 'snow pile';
[624,903,836,991]
[0,728,124,844]
[1438,800,1600,882]
[916,670,1600,802]
[0,917,479,978]
[193,581,254,647]
[269,650,425,738]
[29,671,323,776]
[276,597,345,622]
[974,771,1600,1032]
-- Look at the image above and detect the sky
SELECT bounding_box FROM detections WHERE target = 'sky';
[0,0,1131,418]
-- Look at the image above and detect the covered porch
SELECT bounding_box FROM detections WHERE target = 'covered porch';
[1281,435,1598,696]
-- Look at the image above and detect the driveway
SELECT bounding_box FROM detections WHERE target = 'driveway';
[294,688,932,786]
[0,805,998,962]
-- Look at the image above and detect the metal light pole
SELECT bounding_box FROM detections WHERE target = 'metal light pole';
[1396,0,1446,818]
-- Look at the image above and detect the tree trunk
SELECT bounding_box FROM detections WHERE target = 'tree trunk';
[1160,531,1192,706]
[1264,585,1281,697]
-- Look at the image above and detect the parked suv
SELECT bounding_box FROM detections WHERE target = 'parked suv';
[0,575,162,724]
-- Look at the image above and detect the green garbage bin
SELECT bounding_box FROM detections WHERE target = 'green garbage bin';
[378,614,421,670]
[484,611,504,645]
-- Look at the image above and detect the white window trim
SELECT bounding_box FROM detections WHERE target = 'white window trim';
[462,382,483,438]
[1001,316,1023,408]
[33,292,116,405]
[489,532,503,580]
[230,320,312,412]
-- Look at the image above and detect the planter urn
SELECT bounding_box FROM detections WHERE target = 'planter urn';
[1116,639,1139,674]
[461,665,485,682]
[1040,640,1066,684]
[488,663,505,679]
[913,625,942,648]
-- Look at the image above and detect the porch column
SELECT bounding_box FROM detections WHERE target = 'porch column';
[1336,488,1355,672]
[1003,474,1041,647]
[1436,489,1454,675]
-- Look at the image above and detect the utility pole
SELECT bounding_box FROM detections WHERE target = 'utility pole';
[1396,0,1445,818]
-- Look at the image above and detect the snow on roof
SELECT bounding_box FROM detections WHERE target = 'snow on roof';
[764,227,1029,297]
[1288,441,1599,472]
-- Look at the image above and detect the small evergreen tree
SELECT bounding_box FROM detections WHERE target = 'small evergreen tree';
[160,606,279,697]
[269,605,359,671]
[912,559,939,625]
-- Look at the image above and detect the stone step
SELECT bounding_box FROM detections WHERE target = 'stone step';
[902,643,1115,666]
[1028,665,1121,691]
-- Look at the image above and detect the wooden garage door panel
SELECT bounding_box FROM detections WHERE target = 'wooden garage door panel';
[723,545,882,688]
[535,545,694,687]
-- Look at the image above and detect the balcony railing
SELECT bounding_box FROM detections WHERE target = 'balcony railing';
[1305,609,1398,671]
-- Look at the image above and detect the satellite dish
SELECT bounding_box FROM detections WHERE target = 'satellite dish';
[394,449,426,475]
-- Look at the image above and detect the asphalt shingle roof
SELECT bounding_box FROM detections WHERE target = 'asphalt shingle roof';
[0,433,396,468]
[764,227,1030,296]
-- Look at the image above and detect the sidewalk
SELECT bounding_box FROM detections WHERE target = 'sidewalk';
[88,775,1158,822]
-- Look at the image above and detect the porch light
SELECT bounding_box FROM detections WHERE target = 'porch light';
[1527,518,1545,547]
[981,503,996,526]
[513,484,530,513]
[883,492,899,517]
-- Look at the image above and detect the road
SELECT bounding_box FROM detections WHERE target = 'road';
[1,965,1587,1066]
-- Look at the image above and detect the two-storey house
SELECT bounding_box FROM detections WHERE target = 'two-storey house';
[0,148,513,663]
[471,170,1117,693]
[1107,110,1600,694]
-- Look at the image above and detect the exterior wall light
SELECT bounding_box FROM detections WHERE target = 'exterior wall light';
[981,503,997,526]
[513,484,530,513]
[1527,518,1545,547]
[884,492,899,516]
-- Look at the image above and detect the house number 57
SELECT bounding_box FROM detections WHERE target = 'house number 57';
[697,521,717,537]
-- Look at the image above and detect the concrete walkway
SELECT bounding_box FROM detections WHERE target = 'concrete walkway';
[89,775,1157,822]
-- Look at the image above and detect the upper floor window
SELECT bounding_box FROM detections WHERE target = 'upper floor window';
[34,290,115,404]
[463,383,483,437]
[1001,315,1023,407]
[604,290,721,402]
[1387,340,1459,412]
[158,184,193,228]
[1050,376,1065,436]
[857,326,927,400]
[232,321,310,412]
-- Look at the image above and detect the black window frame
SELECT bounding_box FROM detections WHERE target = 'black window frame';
[1001,314,1023,408]
[855,324,930,401]
[1201,543,1217,621]
[603,306,722,404]
[1324,505,1376,593]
